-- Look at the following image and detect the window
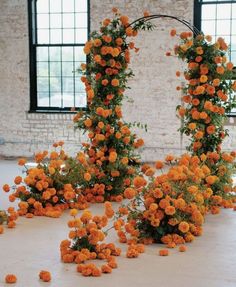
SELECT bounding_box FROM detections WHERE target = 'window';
[194,0,236,64]
[28,0,89,112]
[194,0,236,115]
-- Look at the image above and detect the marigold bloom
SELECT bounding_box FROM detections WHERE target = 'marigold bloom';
[39,270,51,282]
[159,249,169,256]
[5,274,17,284]
[179,245,187,252]
[178,221,190,233]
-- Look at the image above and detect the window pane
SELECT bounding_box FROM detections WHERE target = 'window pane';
[75,93,87,107]
[231,51,236,64]
[50,29,62,44]
[62,47,74,61]
[50,14,62,29]
[38,92,50,107]
[50,77,61,92]
[232,20,236,34]
[50,0,62,13]
[63,29,75,43]
[63,77,74,92]
[49,47,61,61]
[75,78,84,92]
[62,62,74,76]
[63,13,74,28]
[202,4,216,20]
[216,19,231,35]
[63,93,74,107]
[217,4,231,19]
[37,62,49,77]
[63,64,73,79]
[37,0,49,13]
[37,14,49,29]
[51,93,62,107]
[37,47,48,62]
[37,29,49,44]
[37,77,49,92]
[74,47,86,61]
[76,13,87,28]
[202,20,216,35]
[76,28,87,43]
[63,0,74,12]
[232,4,236,18]
[75,0,87,13]
[50,62,61,77]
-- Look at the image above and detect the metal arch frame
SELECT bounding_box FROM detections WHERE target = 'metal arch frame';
[128,14,201,36]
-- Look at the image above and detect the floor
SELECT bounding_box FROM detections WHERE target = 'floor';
[0,160,236,287]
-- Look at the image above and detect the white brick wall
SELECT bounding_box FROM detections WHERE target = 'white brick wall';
[0,0,235,161]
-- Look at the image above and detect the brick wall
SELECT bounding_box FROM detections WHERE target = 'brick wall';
[0,0,235,161]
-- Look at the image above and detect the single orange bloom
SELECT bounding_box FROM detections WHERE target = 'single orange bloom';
[5,274,17,284]
[170,29,177,37]
[39,270,51,282]
[124,188,136,199]
[159,249,169,256]
[18,158,27,166]
[111,79,119,87]
[178,221,189,233]
[84,172,92,181]
[3,184,10,192]
[179,245,187,252]
[206,125,216,135]
[155,160,164,169]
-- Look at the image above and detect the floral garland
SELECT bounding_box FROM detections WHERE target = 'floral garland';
[73,9,153,201]
[173,31,236,155]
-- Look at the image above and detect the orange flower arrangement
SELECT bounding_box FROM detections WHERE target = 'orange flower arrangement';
[73,8,153,201]
[60,203,121,277]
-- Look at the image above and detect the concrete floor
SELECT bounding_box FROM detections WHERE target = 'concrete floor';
[0,160,236,287]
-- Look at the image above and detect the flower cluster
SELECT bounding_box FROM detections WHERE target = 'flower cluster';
[115,153,235,248]
[2,143,92,218]
[172,31,236,155]
[0,207,18,234]
[60,204,121,277]
[73,9,153,201]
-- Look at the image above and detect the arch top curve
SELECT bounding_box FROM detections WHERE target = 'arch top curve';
[129,14,201,36]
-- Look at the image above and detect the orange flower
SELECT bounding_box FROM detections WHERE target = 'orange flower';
[14,176,22,185]
[205,175,217,185]
[165,206,176,215]
[18,158,27,166]
[124,188,136,199]
[125,27,133,36]
[5,274,17,284]
[216,66,225,75]
[206,125,216,135]
[159,249,169,256]
[3,184,10,192]
[155,161,164,169]
[120,15,129,26]
[179,245,187,252]
[170,29,176,37]
[84,118,92,127]
[84,172,92,181]
[39,270,51,282]
[108,151,117,163]
[178,221,189,233]
[111,79,119,87]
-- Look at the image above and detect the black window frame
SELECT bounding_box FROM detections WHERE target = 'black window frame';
[194,0,236,116]
[28,0,90,113]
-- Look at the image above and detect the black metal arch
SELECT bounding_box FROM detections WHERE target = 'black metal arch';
[129,14,201,36]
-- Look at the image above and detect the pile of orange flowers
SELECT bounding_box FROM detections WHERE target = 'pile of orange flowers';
[60,205,121,276]
[114,153,235,248]
[0,207,18,234]
[73,9,153,201]
[2,143,93,217]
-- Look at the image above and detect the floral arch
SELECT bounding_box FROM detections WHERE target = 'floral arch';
[2,8,236,279]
